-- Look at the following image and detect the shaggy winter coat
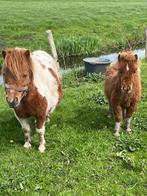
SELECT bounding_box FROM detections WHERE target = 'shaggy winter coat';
[104,51,142,136]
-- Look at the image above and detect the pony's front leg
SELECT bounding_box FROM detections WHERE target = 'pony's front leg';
[113,105,123,137]
[36,117,46,153]
[126,117,132,133]
[14,114,31,148]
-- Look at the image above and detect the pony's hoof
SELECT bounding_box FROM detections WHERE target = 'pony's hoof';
[114,132,120,137]
[38,145,46,153]
[24,142,31,149]
[127,128,132,133]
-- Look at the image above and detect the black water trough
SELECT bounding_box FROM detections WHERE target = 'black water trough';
[83,57,111,74]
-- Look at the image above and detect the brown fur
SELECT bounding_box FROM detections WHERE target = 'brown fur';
[104,51,142,132]
[2,48,33,83]
[14,82,47,129]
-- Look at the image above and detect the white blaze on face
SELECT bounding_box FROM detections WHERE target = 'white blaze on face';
[126,64,129,71]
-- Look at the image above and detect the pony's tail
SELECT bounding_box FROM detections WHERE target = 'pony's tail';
[46,30,60,69]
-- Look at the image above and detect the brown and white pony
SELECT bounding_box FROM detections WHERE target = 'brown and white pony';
[2,47,62,152]
[104,51,142,136]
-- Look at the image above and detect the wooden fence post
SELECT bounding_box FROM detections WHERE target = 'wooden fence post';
[144,27,147,60]
[46,30,58,62]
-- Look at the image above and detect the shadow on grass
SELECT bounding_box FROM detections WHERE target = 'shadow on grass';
[0,104,115,151]
[65,105,114,132]
[0,110,38,150]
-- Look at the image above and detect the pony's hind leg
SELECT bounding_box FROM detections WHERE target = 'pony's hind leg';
[36,117,46,153]
[14,114,31,148]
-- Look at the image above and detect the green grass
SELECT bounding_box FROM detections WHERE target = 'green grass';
[0,0,147,62]
[0,61,146,195]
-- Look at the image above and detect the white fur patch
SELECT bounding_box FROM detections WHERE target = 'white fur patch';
[114,122,121,137]
[126,117,132,132]
[36,126,46,153]
[24,142,31,149]
[14,113,30,131]
[36,126,45,134]
[14,113,31,148]
[31,51,60,114]
[115,122,120,131]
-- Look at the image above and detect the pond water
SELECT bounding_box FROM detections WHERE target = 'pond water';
[0,49,145,85]
[98,49,145,63]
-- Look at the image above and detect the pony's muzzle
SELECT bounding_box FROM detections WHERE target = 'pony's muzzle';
[121,86,132,94]
[6,97,19,108]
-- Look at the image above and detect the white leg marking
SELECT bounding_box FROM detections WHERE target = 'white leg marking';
[14,113,32,148]
[126,117,132,133]
[114,122,121,137]
[36,125,46,153]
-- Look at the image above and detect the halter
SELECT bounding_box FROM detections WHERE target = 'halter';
[5,83,29,95]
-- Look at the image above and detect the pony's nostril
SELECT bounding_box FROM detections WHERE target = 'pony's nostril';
[8,100,15,108]
[123,87,127,91]
[122,86,131,93]
[7,98,19,108]
[14,97,18,103]
[126,86,131,92]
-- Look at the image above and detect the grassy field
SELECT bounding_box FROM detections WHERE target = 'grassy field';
[0,60,146,195]
[0,0,147,62]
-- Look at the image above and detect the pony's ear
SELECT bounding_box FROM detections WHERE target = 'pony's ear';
[25,50,30,58]
[134,54,138,60]
[2,50,6,59]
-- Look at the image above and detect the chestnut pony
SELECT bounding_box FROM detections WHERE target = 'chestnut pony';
[2,48,62,152]
[104,51,142,136]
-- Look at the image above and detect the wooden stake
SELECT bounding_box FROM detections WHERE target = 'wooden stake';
[46,30,58,61]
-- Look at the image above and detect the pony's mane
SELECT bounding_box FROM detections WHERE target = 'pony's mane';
[117,51,140,73]
[119,51,136,61]
[3,48,33,80]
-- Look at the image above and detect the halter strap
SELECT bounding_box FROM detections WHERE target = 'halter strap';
[5,83,29,92]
